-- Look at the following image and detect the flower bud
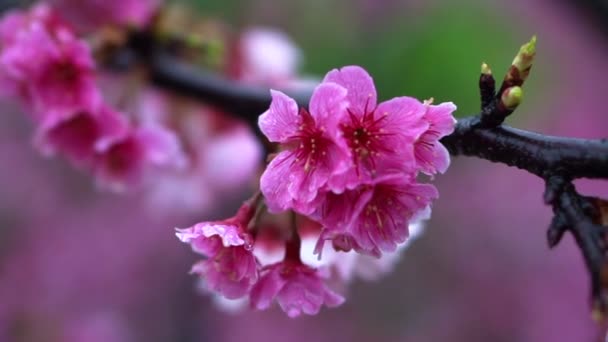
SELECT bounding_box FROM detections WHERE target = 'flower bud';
[500,86,523,110]
[512,35,537,81]
[481,62,492,75]
[479,62,495,109]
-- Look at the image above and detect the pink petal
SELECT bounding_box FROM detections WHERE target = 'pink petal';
[323,288,346,308]
[346,174,438,256]
[425,101,457,137]
[290,139,351,215]
[258,90,300,143]
[431,142,450,174]
[415,138,451,175]
[275,265,344,317]
[135,126,184,168]
[192,256,253,299]
[308,82,348,129]
[250,265,287,310]
[200,224,246,247]
[175,226,221,256]
[174,226,200,243]
[203,127,262,191]
[239,28,301,86]
[323,65,377,115]
[259,151,296,213]
[375,96,428,141]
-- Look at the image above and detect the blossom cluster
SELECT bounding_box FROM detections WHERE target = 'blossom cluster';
[0,4,182,191]
[260,66,456,257]
[177,66,456,317]
[0,4,276,202]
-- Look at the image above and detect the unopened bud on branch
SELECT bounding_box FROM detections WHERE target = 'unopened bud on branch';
[481,62,492,75]
[500,86,523,110]
[499,36,537,94]
[512,35,537,82]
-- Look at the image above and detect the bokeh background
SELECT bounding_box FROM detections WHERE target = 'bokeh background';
[1,0,608,341]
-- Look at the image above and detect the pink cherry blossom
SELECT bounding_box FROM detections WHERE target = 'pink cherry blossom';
[0,3,71,47]
[337,220,427,282]
[139,92,262,214]
[415,101,457,174]
[94,124,184,192]
[176,204,259,299]
[302,218,427,283]
[316,173,438,256]
[0,20,100,120]
[237,28,302,86]
[323,66,429,190]
[259,84,351,214]
[203,126,263,192]
[249,261,344,317]
[34,105,128,166]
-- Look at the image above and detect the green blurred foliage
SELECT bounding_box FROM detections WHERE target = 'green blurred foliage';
[294,4,517,117]
[182,0,538,117]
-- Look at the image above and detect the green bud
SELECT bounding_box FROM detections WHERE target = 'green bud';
[501,86,523,109]
[511,36,536,79]
[481,62,492,75]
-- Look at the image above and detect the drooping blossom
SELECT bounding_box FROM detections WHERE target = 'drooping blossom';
[176,204,259,299]
[323,66,430,191]
[249,260,344,317]
[315,173,438,256]
[331,220,427,282]
[415,100,458,174]
[258,84,351,214]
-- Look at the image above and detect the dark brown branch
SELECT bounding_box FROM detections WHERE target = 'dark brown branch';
[149,53,312,129]
[442,116,608,179]
[145,53,608,181]
[545,177,608,314]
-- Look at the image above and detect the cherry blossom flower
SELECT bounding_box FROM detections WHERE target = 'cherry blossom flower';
[138,91,262,214]
[202,126,263,192]
[0,11,100,120]
[94,125,184,192]
[335,220,427,282]
[259,84,351,214]
[415,100,457,174]
[249,260,344,317]
[34,105,128,166]
[323,65,429,191]
[316,173,438,256]
[237,28,302,86]
[176,204,259,299]
[0,3,71,46]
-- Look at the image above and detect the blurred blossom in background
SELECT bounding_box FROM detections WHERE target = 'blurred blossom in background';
[0,0,607,341]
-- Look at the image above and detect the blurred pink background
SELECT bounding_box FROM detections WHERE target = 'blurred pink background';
[0,0,607,341]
